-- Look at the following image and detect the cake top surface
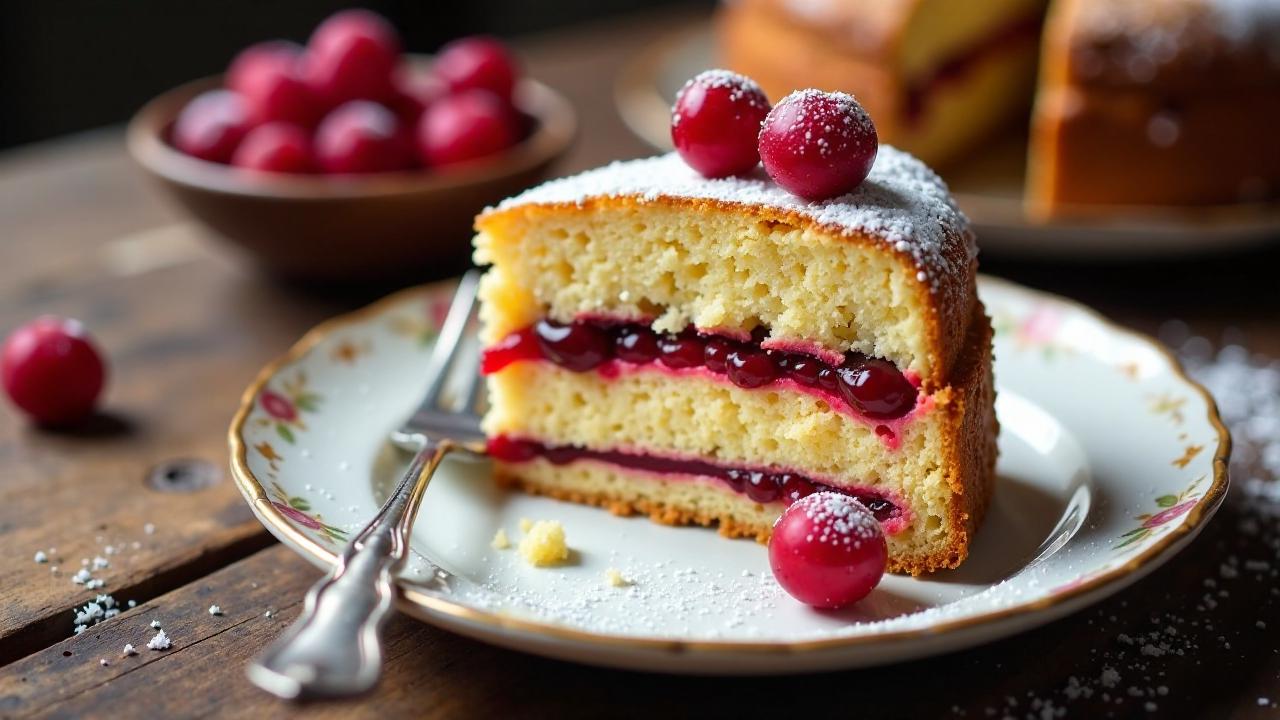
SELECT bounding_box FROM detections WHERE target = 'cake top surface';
[1071,0,1280,83]
[489,147,974,294]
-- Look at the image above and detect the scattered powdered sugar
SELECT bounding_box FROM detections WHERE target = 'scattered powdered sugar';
[490,149,973,296]
[33,551,47,564]
[121,643,137,657]
[770,89,876,160]
[796,491,880,547]
[207,604,223,616]
[146,629,171,651]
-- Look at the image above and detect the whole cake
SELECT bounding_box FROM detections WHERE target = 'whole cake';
[718,0,1280,214]
[473,148,997,575]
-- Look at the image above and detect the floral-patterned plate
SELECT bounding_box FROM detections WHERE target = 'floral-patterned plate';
[228,276,1228,674]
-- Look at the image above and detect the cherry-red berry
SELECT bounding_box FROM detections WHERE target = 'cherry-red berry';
[2,316,107,426]
[758,89,878,201]
[389,67,447,125]
[768,491,887,608]
[171,90,252,164]
[434,36,519,102]
[304,9,400,107]
[314,101,413,174]
[671,70,771,178]
[232,122,314,173]
[417,90,518,167]
[229,42,321,127]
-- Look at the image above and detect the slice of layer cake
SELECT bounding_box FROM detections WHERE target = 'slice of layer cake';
[474,148,997,575]
[717,0,1047,168]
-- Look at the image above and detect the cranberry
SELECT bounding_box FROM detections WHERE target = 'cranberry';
[535,320,610,372]
[861,496,898,522]
[725,348,778,388]
[670,69,771,178]
[314,101,413,174]
[722,468,747,494]
[615,326,659,364]
[487,435,540,462]
[171,90,251,163]
[836,358,916,419]
[231,122,313,173]
[434,36,520,102]
[304,9,400,106]
[2,316,106,426]
[744,471,781,503]
[780,475,817,505]
[228,41,304,96]
[703,338,735,373]
[390,68,447,124]
[231,44,321,127]
[788,355,822,387]
[769,492,887,608]
[417,90,519,167]
[657,333,704,370]
[816,367,840,394]
[481,327,541,374]
[758,90,879,201]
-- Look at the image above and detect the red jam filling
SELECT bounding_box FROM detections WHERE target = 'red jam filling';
[482,319,918,421]
[488,435,902,523]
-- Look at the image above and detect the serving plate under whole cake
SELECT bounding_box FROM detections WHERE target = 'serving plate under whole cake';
[228,276,1227,674]
[614,26,1280,261]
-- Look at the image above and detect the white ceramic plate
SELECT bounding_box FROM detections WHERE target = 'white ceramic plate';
[613,26,1280,260]
[229,276,1227,674]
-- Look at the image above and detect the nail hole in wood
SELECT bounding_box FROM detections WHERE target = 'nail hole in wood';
[147,459,221,493]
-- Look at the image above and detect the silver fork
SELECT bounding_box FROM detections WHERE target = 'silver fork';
[248,270,487,700]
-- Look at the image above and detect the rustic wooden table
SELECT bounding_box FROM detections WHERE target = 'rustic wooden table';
[2,9,1278,720]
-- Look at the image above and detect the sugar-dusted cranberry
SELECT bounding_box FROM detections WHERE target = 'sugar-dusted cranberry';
[780,475,817,505]
[2,316,106,426]
[314,101,413,174]
[657,333,705,370]
[535,320,611,372]
[787,355,822,387]
[769,491,887,609]
[614,326,659,364]
[304,9,400,106]
[171,90,252,163]
[231,122,313,173]
[703,337,735,374]
[836,357,916,419]
[487,435,540,462]
[434,36,520,103]
[481,327,541,374]
[670,69,771,178]
[231,43,321,127]
[725,348,778,388]
[417,90,519,167]
[758,89,879,201]
[744,471,781,503]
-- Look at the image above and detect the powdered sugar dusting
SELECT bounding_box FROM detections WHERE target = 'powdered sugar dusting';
[492,149,973,294]
[794,491,881,547]
[672,69,769,126]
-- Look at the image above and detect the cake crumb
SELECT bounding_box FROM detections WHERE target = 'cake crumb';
[208,604,223,616]
[518,518,534,533]
[517,520,569,567]
[147,629,171,650]
[490,528,511,550]
[604,568,631,587]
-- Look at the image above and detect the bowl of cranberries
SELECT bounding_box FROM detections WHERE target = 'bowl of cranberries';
[127,10,575,284]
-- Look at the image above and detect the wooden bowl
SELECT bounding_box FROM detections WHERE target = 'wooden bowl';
[127,71,575,283]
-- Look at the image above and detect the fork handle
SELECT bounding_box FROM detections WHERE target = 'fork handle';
[248,440,453,700]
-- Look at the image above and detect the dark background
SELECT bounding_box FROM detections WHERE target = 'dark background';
[0,0,706,150]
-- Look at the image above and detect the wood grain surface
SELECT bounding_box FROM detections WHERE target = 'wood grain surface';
[1,8,1278,719]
